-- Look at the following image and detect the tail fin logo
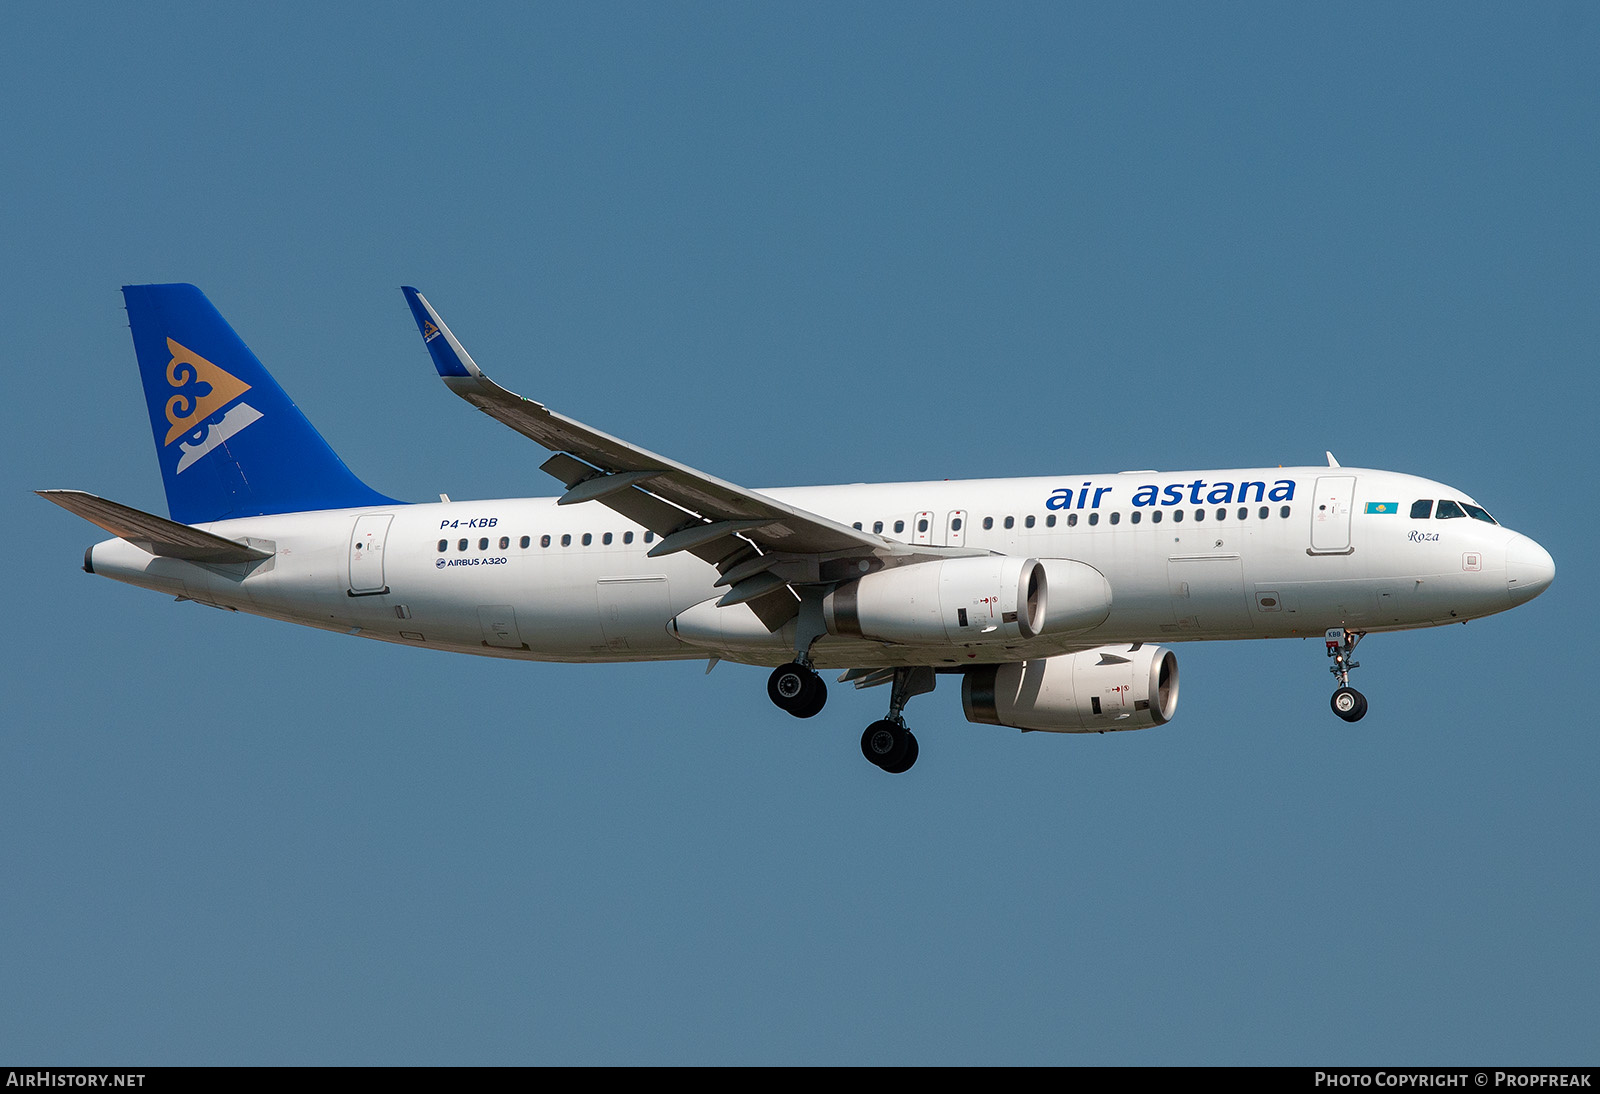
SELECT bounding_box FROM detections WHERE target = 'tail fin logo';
[162,337,263,473]
[422,320,441,342]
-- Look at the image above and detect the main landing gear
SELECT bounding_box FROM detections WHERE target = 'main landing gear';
[765,593,931,773]
[765,660,932,774]
[1326,628,1368,722]
[861,719,917,774]
[858,667,934,775]
[768,661,827,719]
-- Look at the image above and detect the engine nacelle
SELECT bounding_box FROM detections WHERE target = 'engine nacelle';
[1032,558,1115,636]
[825,555,1041,645]
[823,556,1110,647]
[962,644,1179,733]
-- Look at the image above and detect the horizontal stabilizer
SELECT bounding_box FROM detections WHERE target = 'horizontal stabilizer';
[36,490,273,563]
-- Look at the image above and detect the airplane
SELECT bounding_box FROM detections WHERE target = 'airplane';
[39,284,1556,774]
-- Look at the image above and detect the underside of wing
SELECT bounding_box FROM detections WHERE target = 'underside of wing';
[402,287,981,628]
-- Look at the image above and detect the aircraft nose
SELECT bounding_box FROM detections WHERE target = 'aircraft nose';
[1506,534,1555,605]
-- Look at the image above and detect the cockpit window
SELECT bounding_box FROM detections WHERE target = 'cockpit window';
[1462,503,1497,525]
[1410,500,1433,519]
[1435,500,1466,519]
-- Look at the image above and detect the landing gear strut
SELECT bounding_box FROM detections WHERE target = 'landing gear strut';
[1325,628,1368,722]
[767,589,830,719]
[860,667,934,774]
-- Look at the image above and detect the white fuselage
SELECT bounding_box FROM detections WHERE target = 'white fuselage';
[84,466,1543,669]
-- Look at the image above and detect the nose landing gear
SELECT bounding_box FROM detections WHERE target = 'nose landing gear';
[1326,628,1368,722]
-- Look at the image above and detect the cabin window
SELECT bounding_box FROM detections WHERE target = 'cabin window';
[1046,514,1056,527]
[853,522,862,530]
[541,534,551,548]
[458,539,468,551]
[894,520,905,534]
[561,534,572,547]
[499,536,510,549]
[1279,505,1292,518]
[1216,508,1227,521]
[1194,509,1205,522]
[479,538,489,550]
[1130,511,1141,524]
[917,518,929,533]
[644,531,655,543]
[582,533,592,546]
[1088,512,1099,526]
[951,517,964,531]
[624,531,634,544]
[873,521,883,533]
[1151,510,1162,524]
[520,536,530,549]
[1004,516,1015,530]
[1109,512,1120,525]
[603,532,613,545]
[1067,513,1078,527]
[1024,515,1036,529]
[1259,506,1270,519]
[437,539,448,553]
[983,517,994,530]
[1238,507,1248,520]
[1173,510,1184,523]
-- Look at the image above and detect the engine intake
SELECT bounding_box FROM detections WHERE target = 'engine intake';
[962,645,1178,732]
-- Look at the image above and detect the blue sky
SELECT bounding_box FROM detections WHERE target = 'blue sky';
[3,2,1595,1064]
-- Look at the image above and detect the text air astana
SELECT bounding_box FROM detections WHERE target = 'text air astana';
[1045,476,1297,511]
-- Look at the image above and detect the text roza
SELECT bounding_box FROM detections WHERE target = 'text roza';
[1045,479,1297,511]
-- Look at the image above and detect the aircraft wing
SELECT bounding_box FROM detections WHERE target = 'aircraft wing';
[402,287,965,628]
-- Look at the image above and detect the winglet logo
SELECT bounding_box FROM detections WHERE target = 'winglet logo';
[162,337,263,473]
[422,320,441,342]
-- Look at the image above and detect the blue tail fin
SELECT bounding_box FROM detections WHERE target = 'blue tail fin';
[122,284,399,524]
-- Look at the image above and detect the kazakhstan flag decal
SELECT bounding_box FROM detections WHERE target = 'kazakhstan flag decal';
[1364,502,1398,514]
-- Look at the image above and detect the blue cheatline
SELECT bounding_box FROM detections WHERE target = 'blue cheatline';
[122,284,401,525]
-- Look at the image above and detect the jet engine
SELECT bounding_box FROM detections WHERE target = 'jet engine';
[822,556,1110,646]
[962,644,1178,732]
